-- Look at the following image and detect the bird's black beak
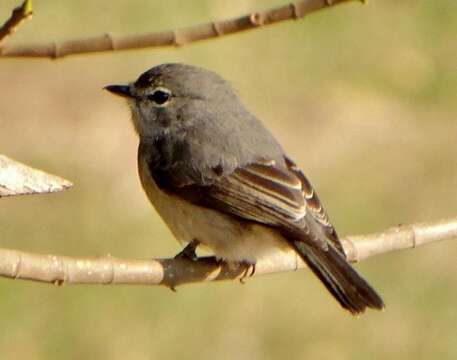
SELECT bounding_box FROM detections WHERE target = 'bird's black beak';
[104,84,133,98]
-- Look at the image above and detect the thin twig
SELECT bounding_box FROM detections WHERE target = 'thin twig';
[0,0,32,45]
[0,217,455,289]
[0,0,360,59]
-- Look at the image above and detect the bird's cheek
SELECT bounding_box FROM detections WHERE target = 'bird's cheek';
[154,109,170,128]
[128,104,145,135]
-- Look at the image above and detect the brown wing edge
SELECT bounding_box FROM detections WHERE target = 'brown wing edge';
[283,155,345,256]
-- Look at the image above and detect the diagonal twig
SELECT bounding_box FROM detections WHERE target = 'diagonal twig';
[0,0,361,59]
[0,0,32,45]
[0,217,455,288]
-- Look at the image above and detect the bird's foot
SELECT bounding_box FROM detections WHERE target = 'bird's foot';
[239,260,256,284]
[174,239,200,261]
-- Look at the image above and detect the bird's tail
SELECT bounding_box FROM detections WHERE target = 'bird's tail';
[291,240,385,314]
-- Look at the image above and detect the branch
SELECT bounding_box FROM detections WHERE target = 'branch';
[0,0,32,45]
[1,217,455,289]
[0,155,72,197]
[0,0,360,59]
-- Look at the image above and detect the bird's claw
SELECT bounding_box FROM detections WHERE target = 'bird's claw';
[239,261,256,284]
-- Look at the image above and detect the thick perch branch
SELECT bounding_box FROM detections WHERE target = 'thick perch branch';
[0,0,360,59]
[0,0,32,45]
[0,217,455,289]
[0,155,72,197]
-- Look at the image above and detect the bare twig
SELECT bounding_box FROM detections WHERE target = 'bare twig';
[0,0,32,45]
[0,155,72,197]
[0,0,360,59]
[0,217,455,288]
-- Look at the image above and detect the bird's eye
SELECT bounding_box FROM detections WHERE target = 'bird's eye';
[147,87,171,106]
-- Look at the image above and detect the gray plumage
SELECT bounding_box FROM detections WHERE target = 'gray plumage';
[105,63,384,314]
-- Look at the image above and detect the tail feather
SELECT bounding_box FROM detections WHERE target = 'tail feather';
[292,240,385,314]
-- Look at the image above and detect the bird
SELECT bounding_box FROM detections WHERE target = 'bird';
[105,63,384,314]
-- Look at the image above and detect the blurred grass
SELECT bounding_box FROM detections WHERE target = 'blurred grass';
[1,0,456,359]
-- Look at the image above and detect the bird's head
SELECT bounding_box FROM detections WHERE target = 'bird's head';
[105,63,239,139]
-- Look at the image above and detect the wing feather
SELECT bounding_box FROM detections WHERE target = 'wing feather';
[284,156,344,254]
[208,162,307,226]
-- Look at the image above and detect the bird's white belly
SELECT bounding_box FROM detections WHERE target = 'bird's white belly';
[139,160,292,262]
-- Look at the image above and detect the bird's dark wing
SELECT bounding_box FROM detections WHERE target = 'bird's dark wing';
[203,160,308,231]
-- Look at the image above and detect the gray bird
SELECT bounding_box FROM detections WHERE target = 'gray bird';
[105,63,384,314]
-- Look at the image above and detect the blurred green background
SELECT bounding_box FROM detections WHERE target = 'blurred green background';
[1,0,456,359]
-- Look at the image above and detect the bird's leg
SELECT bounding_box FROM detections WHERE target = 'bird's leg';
[174,239,200,261]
